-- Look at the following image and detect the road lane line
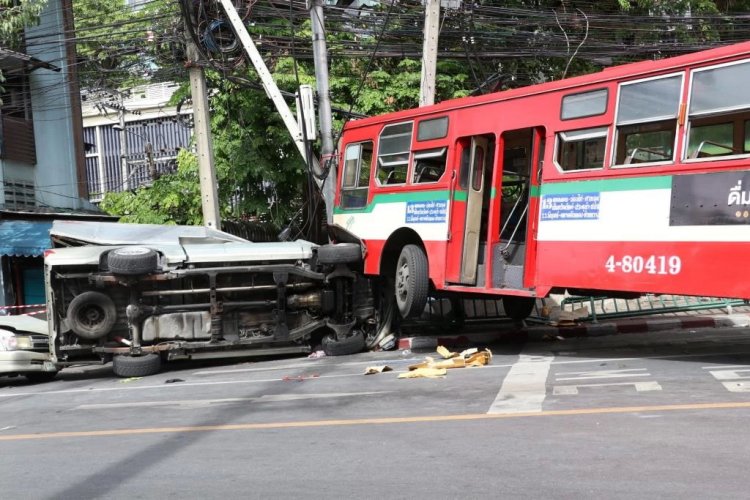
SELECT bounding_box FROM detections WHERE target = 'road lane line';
[488,353,554,414]
[3,401,750,441]
[73,392,389,410]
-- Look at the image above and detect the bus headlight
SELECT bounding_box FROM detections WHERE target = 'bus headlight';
[0,330,17,351]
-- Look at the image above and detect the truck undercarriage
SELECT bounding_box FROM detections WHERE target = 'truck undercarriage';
[46,223,393,377]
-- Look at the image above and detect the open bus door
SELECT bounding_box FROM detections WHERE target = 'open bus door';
[494,127,544,290]
[445,136,494,285]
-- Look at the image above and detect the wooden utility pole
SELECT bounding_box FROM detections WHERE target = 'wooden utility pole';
[419,0,440,107]
[185,9,221,230]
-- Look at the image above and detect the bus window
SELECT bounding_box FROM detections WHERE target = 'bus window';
[686,60,750,160]
[687,122,734,159]
[377,122,412,185]
[417,117,449,141]
[555,127,607,171]
[413,148,447,183]
[561,88,608,120]
[341,141,373,209]
[615,74,682,165]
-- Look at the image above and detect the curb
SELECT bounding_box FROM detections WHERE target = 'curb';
[396,313,750,350]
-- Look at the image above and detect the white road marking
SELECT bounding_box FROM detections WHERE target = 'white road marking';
[707,368,750,380]
[555,368,650,382]
[553,381,662,395]
[0,372,362,398]
[2,348,750,400]
[488,353,554,414]
[701,365,748,370]
[73,391,389,410]
[705,367,750,393]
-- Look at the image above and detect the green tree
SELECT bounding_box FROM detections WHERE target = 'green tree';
[0,0,45,46]
[72,0,178,89]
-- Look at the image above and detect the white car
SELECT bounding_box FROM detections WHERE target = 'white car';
[0,314,57,383]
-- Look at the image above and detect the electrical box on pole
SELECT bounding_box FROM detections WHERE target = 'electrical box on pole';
[296,85,317,142]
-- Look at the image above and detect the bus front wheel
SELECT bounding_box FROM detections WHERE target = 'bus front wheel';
[395,244,429,319]
[502,296,536,321]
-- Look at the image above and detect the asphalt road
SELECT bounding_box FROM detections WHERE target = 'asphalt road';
[2,327,750,499]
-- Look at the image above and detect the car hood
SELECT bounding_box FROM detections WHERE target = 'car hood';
[0,314,48,335]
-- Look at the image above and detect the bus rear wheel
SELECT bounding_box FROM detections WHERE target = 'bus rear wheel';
[395,245,429,319]
[502,296,536,321]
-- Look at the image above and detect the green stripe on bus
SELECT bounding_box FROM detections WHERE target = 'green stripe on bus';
[540,175,672,195]
[333,190,450,214]
[453,191,468,202]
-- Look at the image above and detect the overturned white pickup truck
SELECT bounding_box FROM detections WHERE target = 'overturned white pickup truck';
[45,221,393,377]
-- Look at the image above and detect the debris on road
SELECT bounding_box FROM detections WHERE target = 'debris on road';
[364,365,393,375]
[397,367,447,379]
[165,378,185,384]
[308,350,326,359]
[397,346,492,378]
[118,377,142,383]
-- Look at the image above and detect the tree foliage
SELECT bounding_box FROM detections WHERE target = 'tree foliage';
[72,0,179,89]
[0,0,45,46]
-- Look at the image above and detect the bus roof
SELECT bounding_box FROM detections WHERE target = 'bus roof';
[343,40,750,131]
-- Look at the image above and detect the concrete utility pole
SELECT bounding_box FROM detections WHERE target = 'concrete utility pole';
[185,8,221,230]
[118,103,129,190]
[419,0,440,107]
[309,0,335,223]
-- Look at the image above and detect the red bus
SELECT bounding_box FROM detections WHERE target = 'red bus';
[333,41,750,322]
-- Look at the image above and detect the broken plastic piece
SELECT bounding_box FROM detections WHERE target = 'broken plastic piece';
[397,367,447,379]
[437,345,458,359]
[364,365,393,375]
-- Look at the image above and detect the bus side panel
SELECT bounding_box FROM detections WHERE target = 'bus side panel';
[536,240,750,299]
[535,172,750,299]
[361,238,447,286]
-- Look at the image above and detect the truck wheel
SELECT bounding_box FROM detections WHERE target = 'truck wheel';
[322,330,365,356]
[395,245,429,318]
[317,243,361,265]
[66,291,117,340]
[108,247,158,275]
[502,296,536,321]
[112,353,162,377]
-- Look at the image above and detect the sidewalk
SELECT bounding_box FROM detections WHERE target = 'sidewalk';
[396,312,750,351]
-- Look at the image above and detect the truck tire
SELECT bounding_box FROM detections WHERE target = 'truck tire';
[395,244,429,319]
[317,243,361,265]
[66,291,117,340]
[322,330,365,356]
[502,296,536,321]
[112,353,162,377]
[108,247,158,275]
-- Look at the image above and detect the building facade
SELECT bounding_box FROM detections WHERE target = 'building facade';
[81,82,193,202]
[0,0,108,309]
